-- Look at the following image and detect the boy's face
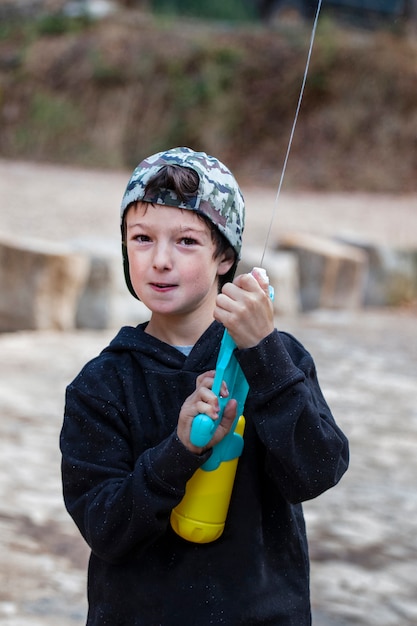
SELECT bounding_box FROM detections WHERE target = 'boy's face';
[125,202,234,321]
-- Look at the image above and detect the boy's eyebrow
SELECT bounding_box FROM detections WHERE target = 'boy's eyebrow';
[126,221,207,234]
[178,224,207,233]
[126,221,147,229]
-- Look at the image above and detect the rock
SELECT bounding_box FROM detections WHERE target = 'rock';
[277,232,368,311]
[0,235,90,331]
[356,244,417,307]
[70,237,150,329]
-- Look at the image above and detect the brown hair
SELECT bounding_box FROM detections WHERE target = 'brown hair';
[144,164,198,204]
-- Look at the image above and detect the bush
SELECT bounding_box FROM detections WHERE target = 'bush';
[150,0,257,22]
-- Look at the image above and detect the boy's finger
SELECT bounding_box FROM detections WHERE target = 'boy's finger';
[251,267,271,295]
[220,399,237,433]
[219,380,229,398]
[196,370,216,388]
[232,271,268,296]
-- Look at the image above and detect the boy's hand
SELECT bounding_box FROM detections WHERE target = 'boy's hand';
[214,268,275,349]
[177,371,237,454]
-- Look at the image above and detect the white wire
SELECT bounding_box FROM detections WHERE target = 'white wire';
[260,0,323,266]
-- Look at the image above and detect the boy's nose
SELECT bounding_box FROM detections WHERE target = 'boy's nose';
[152,242,172,270]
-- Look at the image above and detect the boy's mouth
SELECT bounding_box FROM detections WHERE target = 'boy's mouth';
[150,282,177,290]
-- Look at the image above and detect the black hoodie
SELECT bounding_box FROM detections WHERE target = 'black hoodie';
[61,321,349,625]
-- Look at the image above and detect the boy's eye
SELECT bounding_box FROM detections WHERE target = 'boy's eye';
[181,237,198,246]
[135,234,151,242]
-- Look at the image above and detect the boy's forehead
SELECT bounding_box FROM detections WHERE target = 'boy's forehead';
[126,201,209,229]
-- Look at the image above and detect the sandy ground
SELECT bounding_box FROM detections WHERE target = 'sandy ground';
[0,159,417,625]
[1,159,417,251]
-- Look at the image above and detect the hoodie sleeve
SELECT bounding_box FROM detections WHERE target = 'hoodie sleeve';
[235,329,349,505]
[60,360,210,564]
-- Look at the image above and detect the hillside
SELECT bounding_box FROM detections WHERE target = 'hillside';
[0,8,416,191]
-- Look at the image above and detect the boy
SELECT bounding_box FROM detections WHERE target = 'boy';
[60,147,349,625]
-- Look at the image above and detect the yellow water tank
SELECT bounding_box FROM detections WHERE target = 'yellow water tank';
[170,415,245,543]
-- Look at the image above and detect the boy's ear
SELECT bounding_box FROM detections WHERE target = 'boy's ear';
[217,250,236,276]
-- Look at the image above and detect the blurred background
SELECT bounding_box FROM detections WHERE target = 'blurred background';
[0,0,417,188]
[0,1,416,625]
[0,0,416,190]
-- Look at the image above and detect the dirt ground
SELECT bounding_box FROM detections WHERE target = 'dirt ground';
[1,159,417,251]
[0,160,417,625]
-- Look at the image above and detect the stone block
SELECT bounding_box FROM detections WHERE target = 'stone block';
[70,238,150,329]
[278,232,368,311]
[238,246,301,315]
[345,242,417,307]
[0,235,90,331]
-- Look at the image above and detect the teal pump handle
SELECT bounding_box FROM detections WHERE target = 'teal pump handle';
[190,330,249,470]
[190,276,274,470]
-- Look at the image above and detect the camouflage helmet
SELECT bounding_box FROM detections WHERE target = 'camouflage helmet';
[120,147,245,299]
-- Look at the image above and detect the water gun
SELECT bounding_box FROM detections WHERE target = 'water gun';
[170,269,274,544]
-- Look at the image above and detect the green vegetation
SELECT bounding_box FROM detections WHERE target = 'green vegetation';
[15,91,86,160]
[35,12,92,36]
[0,9,415,191]
[150,0,257,22]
